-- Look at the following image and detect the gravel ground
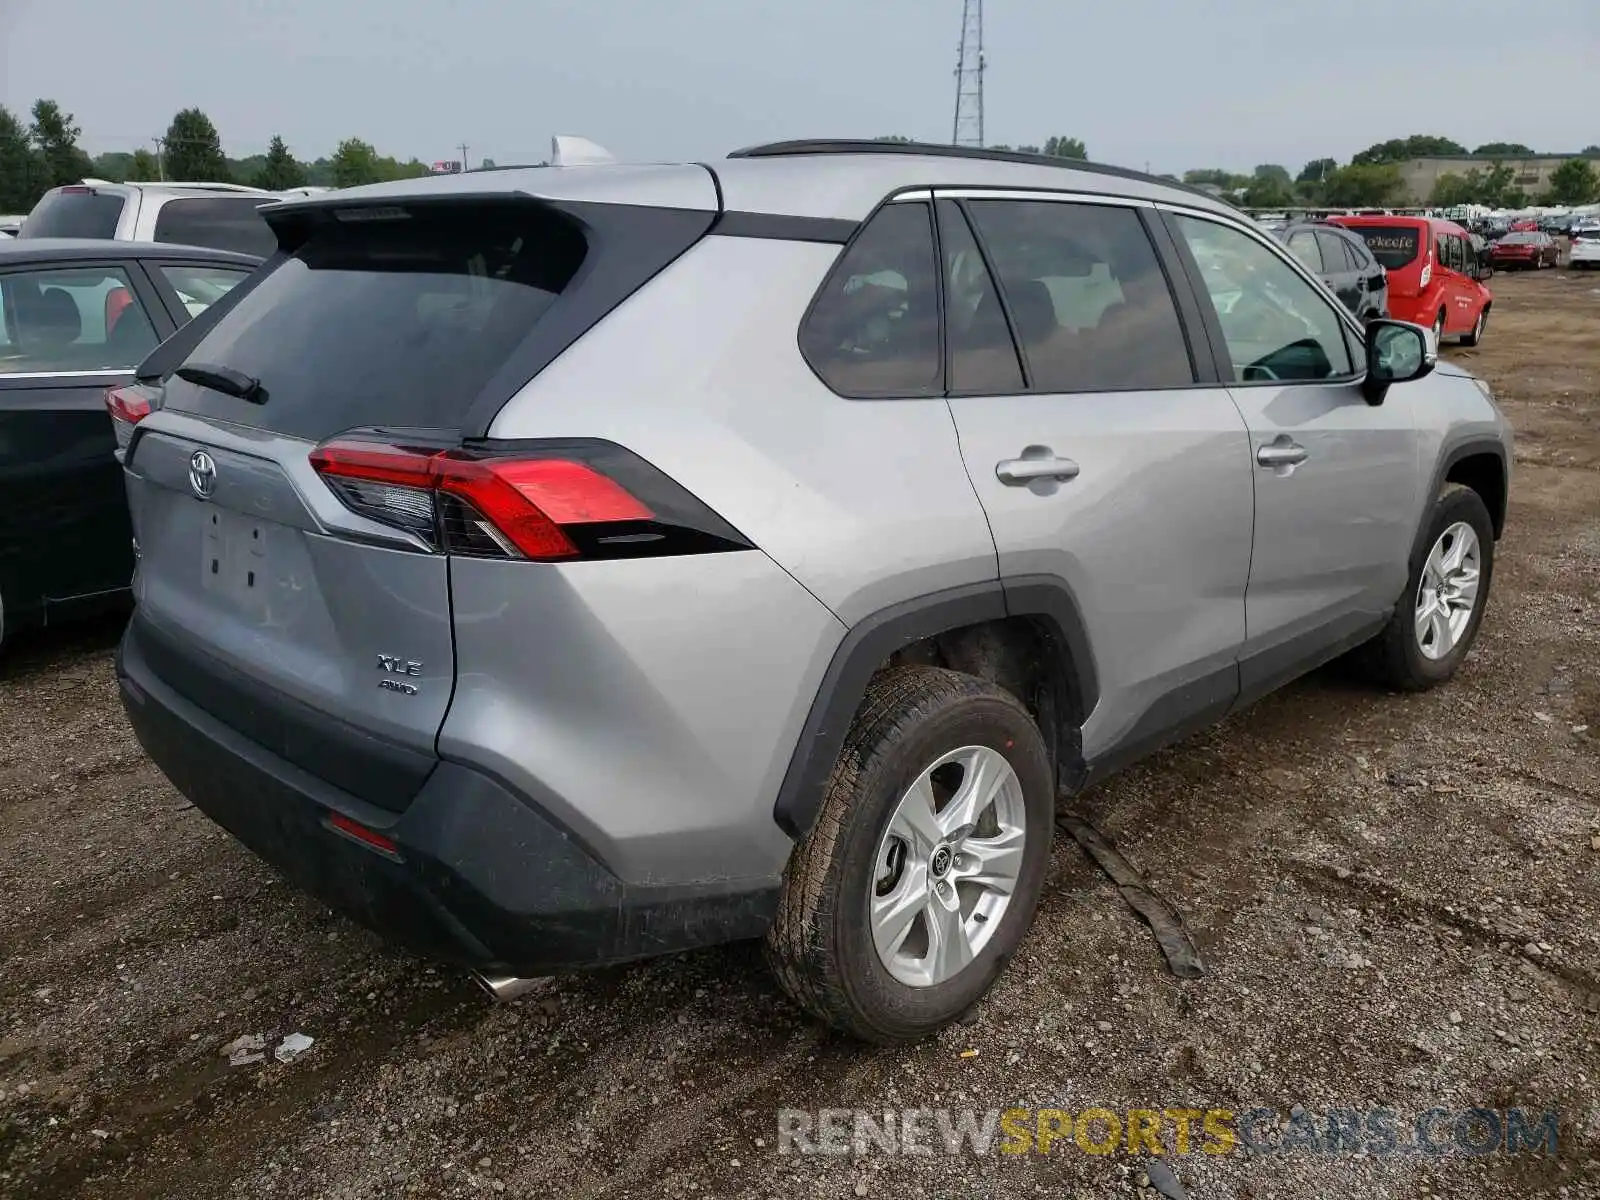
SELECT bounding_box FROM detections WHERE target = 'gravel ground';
[2,270,1598,1200]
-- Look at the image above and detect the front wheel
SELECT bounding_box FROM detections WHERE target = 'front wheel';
[1432,310,1446,343]
[765,666,1054,1043]
[1365,484,1495,691]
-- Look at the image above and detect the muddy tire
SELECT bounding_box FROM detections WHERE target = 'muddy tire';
[1366,484,1495,691]
[765,666,1053,1044]
[1462,305,1488,347]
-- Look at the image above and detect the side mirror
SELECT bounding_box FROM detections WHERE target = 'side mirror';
[1362,318,1436,405]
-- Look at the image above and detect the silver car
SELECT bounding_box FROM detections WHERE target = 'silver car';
[20,180,280,258]
[113,141,1511,1043]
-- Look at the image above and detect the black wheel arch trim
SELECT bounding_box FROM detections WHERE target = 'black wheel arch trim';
[1429,435,1509,540]
[772,576,1098,840]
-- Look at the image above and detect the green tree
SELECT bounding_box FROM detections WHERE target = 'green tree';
[89,151,132,181]
[1351,135,1467,166]
[330,137,381,187]
[1473,142,1533,157]
[1544,157,1600,205]
[30,99,94,188]
[1253,163,1292,186]
[1323,163,1406,207]
[872,135,912,143]
[1297,158,1338,183]
[1584,145,1600,156]
[1041,135,1087,160]
[1183,168,1234,187]
[253,135,307,190]
[128,148,160,181]
[479,157,496,170]
[1429,172,1476,207]
[162,108,231,181]
[0,104,46,211]
[1476,162,1521,208]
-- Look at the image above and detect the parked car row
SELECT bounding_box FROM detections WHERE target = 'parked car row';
[18,180,281,258]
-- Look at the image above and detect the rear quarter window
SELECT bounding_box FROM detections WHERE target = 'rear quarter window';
[20,190,126,239]
[152,197,277,258]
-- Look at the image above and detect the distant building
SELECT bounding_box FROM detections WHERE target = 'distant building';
[1398,154,1599,204]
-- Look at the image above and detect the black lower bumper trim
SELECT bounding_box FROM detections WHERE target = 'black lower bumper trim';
[118,620,778,974]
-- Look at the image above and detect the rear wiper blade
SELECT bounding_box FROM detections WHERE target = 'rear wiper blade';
[175,362,266,404]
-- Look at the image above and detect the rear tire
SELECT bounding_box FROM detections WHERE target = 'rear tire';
[765,666,1053,1044]
[1462,306,1488,347]
[1365,484,1495,692]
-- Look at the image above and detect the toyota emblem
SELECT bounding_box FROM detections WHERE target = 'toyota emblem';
[189,449,218,499]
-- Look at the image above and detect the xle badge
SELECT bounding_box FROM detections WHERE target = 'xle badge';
[376,654,423,695]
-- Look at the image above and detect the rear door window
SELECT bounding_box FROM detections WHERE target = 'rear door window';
[20,189,125,239]
[152,196,277,258]
[1316,230,1357,273]
[1352,225,1421,269]
[800,201,943,396]
[963,199,1195,392]
[158,263,252,321]
[163,202,591,438]
[0,265,159,373]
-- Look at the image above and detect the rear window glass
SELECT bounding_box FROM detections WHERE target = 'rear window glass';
[1575,229,1600,242]
[20,190,125,239]
[153,197,277,258]
[164,204,587,439]
[1352,226,1420,269]
[159,264,251,321]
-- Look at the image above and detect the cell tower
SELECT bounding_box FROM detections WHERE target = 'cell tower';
[951,0,985,147]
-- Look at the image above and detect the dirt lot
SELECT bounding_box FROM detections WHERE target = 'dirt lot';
[2,270,1598,1200]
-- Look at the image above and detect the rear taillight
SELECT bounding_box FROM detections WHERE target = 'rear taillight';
[105,384,152,425]
[1419,262,1432,288]
[309,435,748,562]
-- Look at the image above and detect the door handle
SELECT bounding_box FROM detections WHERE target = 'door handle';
[996,456,1080,485]
[1256,441,1308,468]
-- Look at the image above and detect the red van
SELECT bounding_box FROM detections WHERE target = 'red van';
[1329,215,1493,346]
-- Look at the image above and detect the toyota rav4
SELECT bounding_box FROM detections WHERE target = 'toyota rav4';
[114,141,1511,1044]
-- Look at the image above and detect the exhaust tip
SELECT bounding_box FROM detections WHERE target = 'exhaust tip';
[471,973,549,1003]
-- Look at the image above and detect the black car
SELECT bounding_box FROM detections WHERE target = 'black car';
[1277,220,1389,322]
[0,239,259,647]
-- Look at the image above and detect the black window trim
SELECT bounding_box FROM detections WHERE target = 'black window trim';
[801,184,1221,402]
[0,257,177,387]
[1155,203,1368,390]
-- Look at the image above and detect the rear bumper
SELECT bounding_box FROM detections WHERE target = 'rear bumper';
[118,618,778,975]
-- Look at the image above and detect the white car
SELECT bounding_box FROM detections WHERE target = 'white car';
[18,181,278,257]
[1570,224,1600,270]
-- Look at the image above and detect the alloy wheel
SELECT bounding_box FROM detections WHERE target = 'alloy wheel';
[1415,521,1482,660]
[869,745,1026,988]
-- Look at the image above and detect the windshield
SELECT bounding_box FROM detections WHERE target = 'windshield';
[1351,226,1421,269]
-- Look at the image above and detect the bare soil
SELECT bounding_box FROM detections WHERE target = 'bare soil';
[2,270,1598,1200]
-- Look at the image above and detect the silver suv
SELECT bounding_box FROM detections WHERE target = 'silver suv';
[21,180,280,258]
[115,141,1511,1043]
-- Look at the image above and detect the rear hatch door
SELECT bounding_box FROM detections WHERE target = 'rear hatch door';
[124,191,714,811]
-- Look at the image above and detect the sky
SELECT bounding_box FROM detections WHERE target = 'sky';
[2,0,1597,175]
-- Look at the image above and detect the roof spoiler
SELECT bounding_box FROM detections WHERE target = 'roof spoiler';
[550,136,616,167]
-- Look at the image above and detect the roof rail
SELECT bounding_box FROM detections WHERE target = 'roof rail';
[156,181,272,193]
[725,139,1222,204]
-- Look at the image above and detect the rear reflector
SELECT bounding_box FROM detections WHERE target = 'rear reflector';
[310,438,657,561]
[328,812,399,855]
